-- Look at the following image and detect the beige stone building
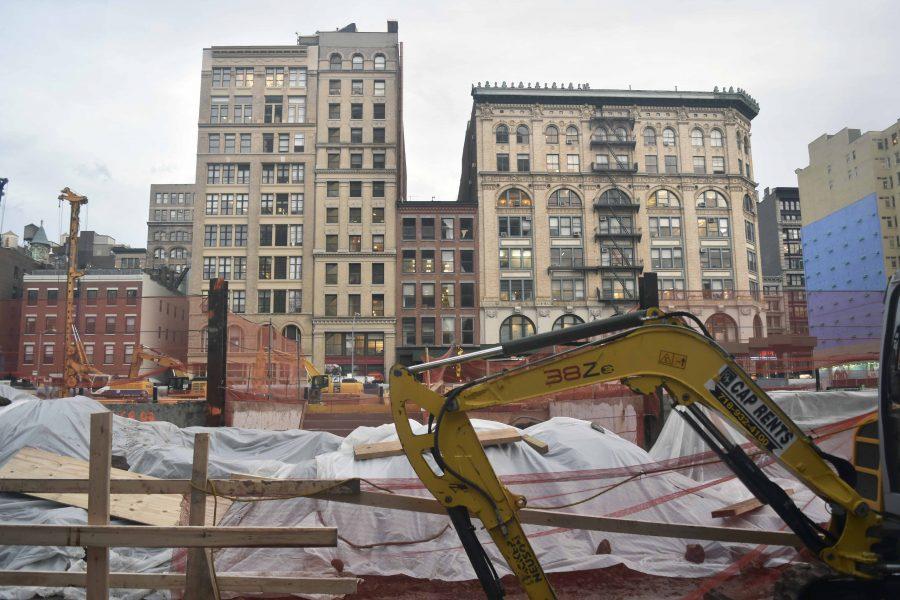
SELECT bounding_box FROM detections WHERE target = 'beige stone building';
[147,183,196,273]
[182,22,404,377]
[459,84,764,352]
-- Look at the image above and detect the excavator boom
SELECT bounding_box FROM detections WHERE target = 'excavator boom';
[390,307,897,598]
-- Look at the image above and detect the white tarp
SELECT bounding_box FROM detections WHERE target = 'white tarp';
[0,387,876,598]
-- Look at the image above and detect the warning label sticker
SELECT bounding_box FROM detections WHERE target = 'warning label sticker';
[704,365,797,456]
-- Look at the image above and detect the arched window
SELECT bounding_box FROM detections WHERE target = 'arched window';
[552,314,584,330]
[516,125,530,144]
[598,188,633,206]
[153,248,165,259]
[545,125,559,144]
[228,325,244,350]
[495,124,509,144]
[706,313,738,342]
[565,126,579,144]
[548,188,582,207]
[374,53,386,70]
[351,54,364,70]
[500,315,535,343]
[744,135,750,152]
[691,128,704,147]
[614,126,628,141]
[696,190,729,208]
[170,247,187,259]
[643,127,657,145]
[710,129,723,147]
[282,324,302,341]
[743,194,756,214]
[753,315,764,339]
[329,53,342,70]
[594,127,609,142]
[497,188,532,207]
[647,189,680,208]
[663,127,676,146]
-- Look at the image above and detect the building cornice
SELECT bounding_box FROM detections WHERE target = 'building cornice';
[471,87,759,120]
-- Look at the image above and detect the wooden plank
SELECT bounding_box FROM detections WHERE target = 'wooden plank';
[522,434,550,455]
[312,489,803,547]
[185,433,216,600]
[0,477,361,497]
[0,525,338,547]
[711,489,794,519]
[86,412,111,600]
[354,428,527,460]
[0,571,359,594]
[0,447,230,526]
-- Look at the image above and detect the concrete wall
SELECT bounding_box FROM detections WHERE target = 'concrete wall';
[104,399,206,427]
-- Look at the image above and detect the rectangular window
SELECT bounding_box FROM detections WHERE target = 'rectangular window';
[441,250,455,273]
[373,181,385,197]
[348,294,361,316]
[289,256,302,279]
[351,154,363,169]
[345,235,360,252]
[441,317,456,345]
[664,155,678,174]
[234,257,246,280]
[421,218,435,239]
[747,249,758,272]
[288,67,306,88]
[257,290,272,313]
[325,235,338,252]
[373,127,386,143]
[349,207,362,223]
[350,103,363,119]
[325,263,338,285]
[124,316,136,334]
[329,80,341,95]
[550,247,584,268]
[498,216,532,237]
[324,294,338,316]
[402,249,416,273]
[440,217,454,240]
[265,66,284,87]
[460,218,474,240]
[258,256,272,279]
[235,67,253,87]
[701,278,735,299]
[460,249,474,273]
[460,282,475,307]
[517,154,530,172]
[224,133,235,153]
[697,217,730,238]
[208,133,220,153]
[372,207,385,223]
[548,216,582,237]
[650,247,684,269]
[372,234,384,252]
[373,103,386,119]
[263,133,275,153]
[328,103,340,119]
[374,80,385,96]
[402,318,416,345]
[745,220,756,243]
[259,224,273,246]
[372,294,385,317]
[371,262,385,284]
[402,283,416,308]
[204,225,217,247]
[648,216,681,237]
[264,96,283,123]
[546,154,559,172]
[219,224,233,246]
[373,153,386,169]
[202,257,216,279]
[278,133,289,153]
[210,97,229,123]
[500,248,532,270]
[567,154,580,172]
[496,153,509,171]
[421,250,435,273]
[349,263,362,285]
[350,128,362,143]
[105,316,116,334]
[461,318,475,345]
[23,344,35,364]
[27,289,38,305]
[699,247,733,269]
[551,278,585,301]
[44,315,56,333]
[421,318,436,345]
[645,155,658,174]
[402,218,417,240]
[421,284,436,308]
[499,279,534,301]
[692,156,706,174]
[102,344,114,365]
[712,156,725,174]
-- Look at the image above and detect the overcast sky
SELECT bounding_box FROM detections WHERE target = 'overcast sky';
[1,0,897,247]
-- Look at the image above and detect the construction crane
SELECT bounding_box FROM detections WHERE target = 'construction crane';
[389,277,900,598]
[59,187,88,393]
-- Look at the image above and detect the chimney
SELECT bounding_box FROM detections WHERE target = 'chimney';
[387,20,398,33]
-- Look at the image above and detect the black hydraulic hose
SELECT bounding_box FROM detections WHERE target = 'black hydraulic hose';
[447,506,505,599]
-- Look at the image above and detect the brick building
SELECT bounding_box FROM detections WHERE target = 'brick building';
[0,247,40,374]
[395,201,479,365]
[17,270,187,383]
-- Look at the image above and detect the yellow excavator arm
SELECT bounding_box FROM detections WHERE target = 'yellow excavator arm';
[390,308,893,599]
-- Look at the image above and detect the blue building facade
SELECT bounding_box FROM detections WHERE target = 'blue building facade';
[801,193,885,352]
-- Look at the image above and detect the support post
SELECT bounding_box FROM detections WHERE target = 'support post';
[86,412,111,600]
[184,433,218,599]
[638,272,659,310]
[206,278,228,426]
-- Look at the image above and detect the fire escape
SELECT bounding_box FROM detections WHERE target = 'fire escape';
[588,111,642,312]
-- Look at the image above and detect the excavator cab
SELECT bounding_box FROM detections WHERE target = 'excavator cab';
[310,375,330,390]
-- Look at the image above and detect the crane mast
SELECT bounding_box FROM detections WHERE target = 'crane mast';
[59,187,88,392]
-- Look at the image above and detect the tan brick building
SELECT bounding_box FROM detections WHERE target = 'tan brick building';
[181,22,405,377]
[459,84,765,352]
[146,183,196,273]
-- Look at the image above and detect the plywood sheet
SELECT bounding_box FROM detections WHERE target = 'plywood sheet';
[0,447,230,526]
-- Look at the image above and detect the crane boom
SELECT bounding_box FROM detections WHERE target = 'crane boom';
[59,187,88,392]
